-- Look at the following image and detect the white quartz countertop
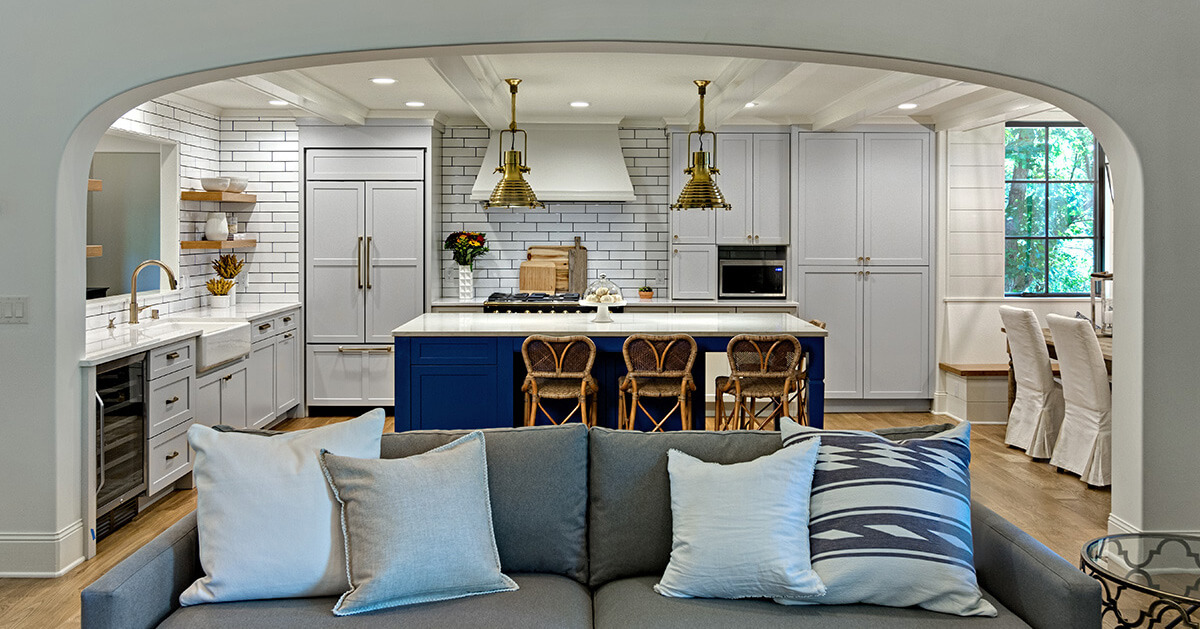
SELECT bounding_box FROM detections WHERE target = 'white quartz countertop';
[430,297,799,308]
[81,324,202,367]
[168,302,301,320]
[80,301,301,366]
[393,312,827,337]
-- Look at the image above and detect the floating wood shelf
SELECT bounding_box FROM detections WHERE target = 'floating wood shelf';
[87,179,103,191]
[180,191,257,203]
[180,239,257,250]
[86,245,103,258]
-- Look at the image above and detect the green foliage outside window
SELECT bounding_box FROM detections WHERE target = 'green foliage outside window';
[1004,124,1100,294]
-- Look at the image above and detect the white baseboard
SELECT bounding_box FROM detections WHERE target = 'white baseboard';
[1108,513,1140,535]
[0,520,86,577]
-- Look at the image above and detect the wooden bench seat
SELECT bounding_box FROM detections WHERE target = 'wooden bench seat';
[939,362,1060,377]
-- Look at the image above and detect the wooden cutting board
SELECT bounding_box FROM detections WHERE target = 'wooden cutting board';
[519,260,558,293]
[526,242,587,293]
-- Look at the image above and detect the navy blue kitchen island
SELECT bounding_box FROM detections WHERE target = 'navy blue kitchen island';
[392,312,828,431]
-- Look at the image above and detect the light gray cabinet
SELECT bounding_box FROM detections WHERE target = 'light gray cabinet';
[195,362,249,428]
[670,132,790,246]
[670,244,718,300]
[275,330,300,414]
[306,149,424,406]
[796,132,929,266]
[798,266,931,399]
[246,340,276,429]
[306,345,395,405]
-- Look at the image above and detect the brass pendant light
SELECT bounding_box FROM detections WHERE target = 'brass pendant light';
[671,80,731,211]
[484,78,545,209]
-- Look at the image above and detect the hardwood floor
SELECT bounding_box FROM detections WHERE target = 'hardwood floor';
[0,412,1110,629]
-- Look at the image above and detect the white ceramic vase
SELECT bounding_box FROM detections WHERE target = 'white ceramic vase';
[458,264,474,300]
[209,294,232,309]
[204,215,229,241]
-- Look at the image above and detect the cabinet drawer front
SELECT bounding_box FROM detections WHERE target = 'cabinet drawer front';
[307,345,394,405]
[306,149,424,180]
[251,317,279,342]
[275,310,299,334]
[148,420,192,495]
[411,338,496,365]
[148,341,193,380]
[148,371,193,437]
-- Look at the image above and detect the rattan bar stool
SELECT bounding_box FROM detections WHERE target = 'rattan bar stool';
[617,334,698,432]
[714,334,802,431]
[521,335,599,427]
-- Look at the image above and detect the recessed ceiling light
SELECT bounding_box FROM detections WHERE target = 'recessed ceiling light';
[570,101,590,108]
[370,77,397,85]
[268,100,289,106]
[744,102,758,108]
[897,103,919,110]
[405,101,425,108]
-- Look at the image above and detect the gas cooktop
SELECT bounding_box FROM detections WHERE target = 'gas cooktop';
[484,292,581,304]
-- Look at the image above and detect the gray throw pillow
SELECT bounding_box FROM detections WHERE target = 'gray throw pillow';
[319,431,518,616]
[778,419,996,617]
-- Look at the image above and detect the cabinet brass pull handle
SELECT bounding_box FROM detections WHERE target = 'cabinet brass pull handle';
[259,323,272,331]
[673,248,679,254]
[165,451,180,460]
[672,235,678,240]
[223,374,233,381]
[282,316,292,323]
[283,333,293,339]
[166,396,179,404]
[857,256,864,263]
[356,235,364,289]
[864,256,871,263]
[864,270,871,277]
[365,236,373,289]
[337,346,393,353]
[754,235,760,241]
[165,352,180,360]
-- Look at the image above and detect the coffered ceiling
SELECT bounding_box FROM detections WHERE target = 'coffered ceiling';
[173,52,1063,130]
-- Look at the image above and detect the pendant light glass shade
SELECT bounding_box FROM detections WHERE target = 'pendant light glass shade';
[671,80,731,210]
[484,78,544,209]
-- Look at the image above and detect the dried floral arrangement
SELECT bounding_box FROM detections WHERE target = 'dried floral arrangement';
[206,278,234,296]
[211,254,243,279]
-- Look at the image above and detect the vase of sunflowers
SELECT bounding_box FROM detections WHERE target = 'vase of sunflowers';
[444,231,489,300]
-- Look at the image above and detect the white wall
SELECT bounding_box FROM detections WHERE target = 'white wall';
[2,0,1188,574]
[439,126,670,297]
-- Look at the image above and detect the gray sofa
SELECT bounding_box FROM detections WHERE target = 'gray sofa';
[82,424,1100,628]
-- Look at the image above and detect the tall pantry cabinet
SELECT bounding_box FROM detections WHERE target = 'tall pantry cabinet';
[795,132,932,401]
[304,147,428,406]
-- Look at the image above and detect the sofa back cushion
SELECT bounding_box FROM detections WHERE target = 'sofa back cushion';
[381,424,588,584]
[588,427,782,588]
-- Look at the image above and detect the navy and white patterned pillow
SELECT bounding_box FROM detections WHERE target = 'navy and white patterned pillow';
[778,419,997,617]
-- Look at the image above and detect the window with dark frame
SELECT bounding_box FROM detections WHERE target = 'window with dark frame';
[1004,122,1104,296]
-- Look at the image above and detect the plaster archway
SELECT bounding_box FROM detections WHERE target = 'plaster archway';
[9,1,1184,576]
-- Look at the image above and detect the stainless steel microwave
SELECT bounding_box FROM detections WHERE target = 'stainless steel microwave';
[718,259,787,298]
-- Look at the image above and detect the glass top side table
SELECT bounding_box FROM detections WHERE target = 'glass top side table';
[1081,534,1200,628]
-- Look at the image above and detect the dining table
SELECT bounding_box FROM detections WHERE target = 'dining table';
[1003,327,1112,412]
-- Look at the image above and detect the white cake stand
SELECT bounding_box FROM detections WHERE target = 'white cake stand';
[580,299,626,323]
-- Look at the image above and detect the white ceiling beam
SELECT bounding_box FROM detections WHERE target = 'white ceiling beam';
[934,91,1054,131]
[425,56,509,129]
[235,71,368,126]
[679,59,803,128]
[810,74,957,131]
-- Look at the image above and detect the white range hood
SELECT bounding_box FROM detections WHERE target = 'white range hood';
[470,123,636,203]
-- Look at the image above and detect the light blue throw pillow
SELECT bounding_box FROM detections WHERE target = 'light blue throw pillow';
[180,409,385,605]
[319,431,518,616]
[778,419,997,617]
[654,438,826,601]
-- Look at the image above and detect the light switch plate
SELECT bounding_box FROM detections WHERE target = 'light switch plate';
[0,296,29,324]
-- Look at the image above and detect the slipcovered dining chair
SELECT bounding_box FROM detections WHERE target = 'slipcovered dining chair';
[521,335,599,427]
[999,306,1065,458]
[715,334,802,431]
[1045,314,1112,487]
[617,334,698,431]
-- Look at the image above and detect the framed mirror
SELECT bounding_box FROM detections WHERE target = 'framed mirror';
[86,129,180,302]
